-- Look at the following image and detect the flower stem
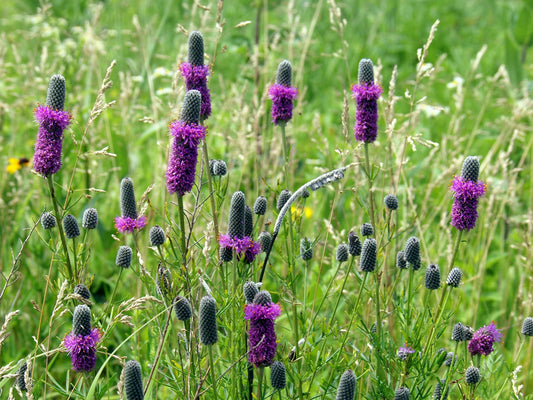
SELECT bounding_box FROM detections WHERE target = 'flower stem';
[280,123,290,187]
[202,139,220,240]
[177,194,187,267]
[46,176,73,284]
[256,366,264,400]
[374,272,384,385]
[208,345,219,400]
[364,142,375,229]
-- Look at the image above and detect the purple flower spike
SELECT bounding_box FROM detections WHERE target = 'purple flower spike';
[115,215,147,233]
[352,83,382,143]
[245,302,281,367]
[33,105,71,176]
[450,177,486,231]
[468,321,502,357]
[63,328,101,372]
[179,63,211,120]
[218,234,261,264]
[268,84,298,125]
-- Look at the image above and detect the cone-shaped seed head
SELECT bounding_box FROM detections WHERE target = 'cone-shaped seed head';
[461,156,480,182]
[74,284,91,300]
[277,190,292,211]
[213,160,227,176]
[348,231,362,256]
[149,225,166,246]
[444,352,455,366]
[46,74,66,110]
[276,60,292,87]
[199,296,218,345]
[336,243,349,262]
[336,369,356,400]
[41,211,57,229]
[358,59,374,84]
[433,379,449,400]
[522,317,533,336]
[228,191,246,238]
[360,222,374,237]
[452,322,467,342]
[360,238,377,272]
[465,366,481,384]
[181,89,202,125]
[254,196,267,215]
[63,214,80,239]
[397,250,407,269]
[174,296,192,321]
[425,264,441,290]
[156,265,172,297]
[300,237,313,261]
[73,304,92,336]
[124,360,144,400]
[220,246,233,262]
[243,281,259,304]
[188,31,205,66]
[270,361,287,390]
[394,386,410,400]
[253,290,273,306]
[16,361,30,391]
[404,236,421,270]
[384,194,399,210]
[258,231,272,252]
[446,267,462,287]
[82,208,98,229]
[116,245,133,268]
[244,205,253,237]
[120,178,138,219]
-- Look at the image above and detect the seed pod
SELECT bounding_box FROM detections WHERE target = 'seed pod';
[41,211,57,229]
[188,31,205,66]
[199,296,218,345]
[360,238,377,272]
[276,60,292,87]
[174,296,192,321]
[258,231,272,253]
[394,387,410,400]
[277,190,292,211]
[336,243,349,262]
[120,177,138,220]
[300,237,313,261]
[63,214,80,239]
[243,281,259,304]
[181,89,202,125]
[461,156,480,182]
[397,250,407,269]
[452,322,467,342]
[74,284,91,300]
[46,74,66,110]
[73,304,92,337]
[425,264,441,290]
[348,231,361,256]
[82,208,98,229]
[465,366,481,385]
[404,236,421,270]
[270,361,287,390]
[384,194,399,210]
[446,267,462,288]
[335,369,356,400]
[213,160,227,176]
[360,222,374,237]
[124,360,144,400]
[116,245,133,268]
[149,225,166,246]
[228,191,246,239]
[358,59,374,85]
[254,196,267,215]
[521,317,533,336]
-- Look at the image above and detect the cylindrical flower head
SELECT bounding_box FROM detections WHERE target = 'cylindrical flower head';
[181,89,202,125]
[433,380,448,400]
[244,205,253,237]
[124,360,144,400]
[461,156,480,182]
[228,191,246,238]
[335,369,356,400]
[522,317,533,336]
[465,366,481,385]
[270,361,287,390]
[446,267,462,287]
[63,214,80,239]
[348,231,362,256]
[156,265,172,297]
[452,322,467,342]
[166,131,203,196]
[277,190,292,211]
[219,246,233,262]
[244,281,259,304]
[276,60,292,87]
[209,158,216,175]
[41,211,57,229]
[73,304,92,336]
[352,59,382,143]
[188,31,204,66]
[360,238,377,272]
[258,231,272,253]
[254,196,267,215]
[174,296,192,321]
[254,290,273,306]
[404,236,421,270]
[16,361,30,392]
[116,245,133,268]
[397,250,407,269]
[384,194,399,210]
[300,237,313,261]
[149,225,166,246]
[74,284,91,300]
[120,178,138,219]
[424,264,441,290]
[444,352,456,367]
[358,59,374,85]
[46,74,66,110]
[82,208,98,229]
[360,222,374,237]
[336,243,349,262]
[394,387,410,400]
[199,296,218,345]
[213,160,227,176]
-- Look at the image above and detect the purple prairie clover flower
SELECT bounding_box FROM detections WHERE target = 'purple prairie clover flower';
[33,105,71,176]
[450,177,486,231]
[351,83,382,143]
[397,344,415,361]
[179,62,211,120]
[268,84,298,125]
[468,321,502,357]
[218,234,261,263]
[115,177,146,233]
[115,216,147,233]
[64,328,101,372]
[244,301,281,367]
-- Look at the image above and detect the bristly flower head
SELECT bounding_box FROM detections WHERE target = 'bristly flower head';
[63,305,101,372]
[300,237,313,261]
[268,60,298,125]
[174,296,192,321]
[352,58,382,143]
[245,290,281,367]
[397,344,415,361]
[384,194,399,210]
[63,214,80,239]
[180,31,211,120]
[33,74,71,176]
[41,211,57,230]
[468,321,502,357]
[450,156,486,231]
[404,236,421,270]
[270,361,287,390]
[336,243,349,262]
[199,295,218,345]
[425,264,441,290]
[348,231,362,256]
[335,369,356,400]
[360,238,377,272]
[115,178,146,233]
[465,366,481,385]
[123,360,144,400]
[166,90,207,196]
[149,225,166,247]
[522,317,533,336]
[446,267,462,288]
[394,386,410,400]
[82,208,98,230]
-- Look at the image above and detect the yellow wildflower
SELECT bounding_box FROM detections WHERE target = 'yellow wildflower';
[6,157,30,174]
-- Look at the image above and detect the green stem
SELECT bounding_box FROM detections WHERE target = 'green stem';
[202,139,220,239]
[72,237,78,280]
[256,366,264,400]
[374,272,384,385]
[364,143,375,229]
[280,123,290,187]
[292,298,304,400]
[177,194,187,267]
[207,345,219,400]
[46,176,74,283]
